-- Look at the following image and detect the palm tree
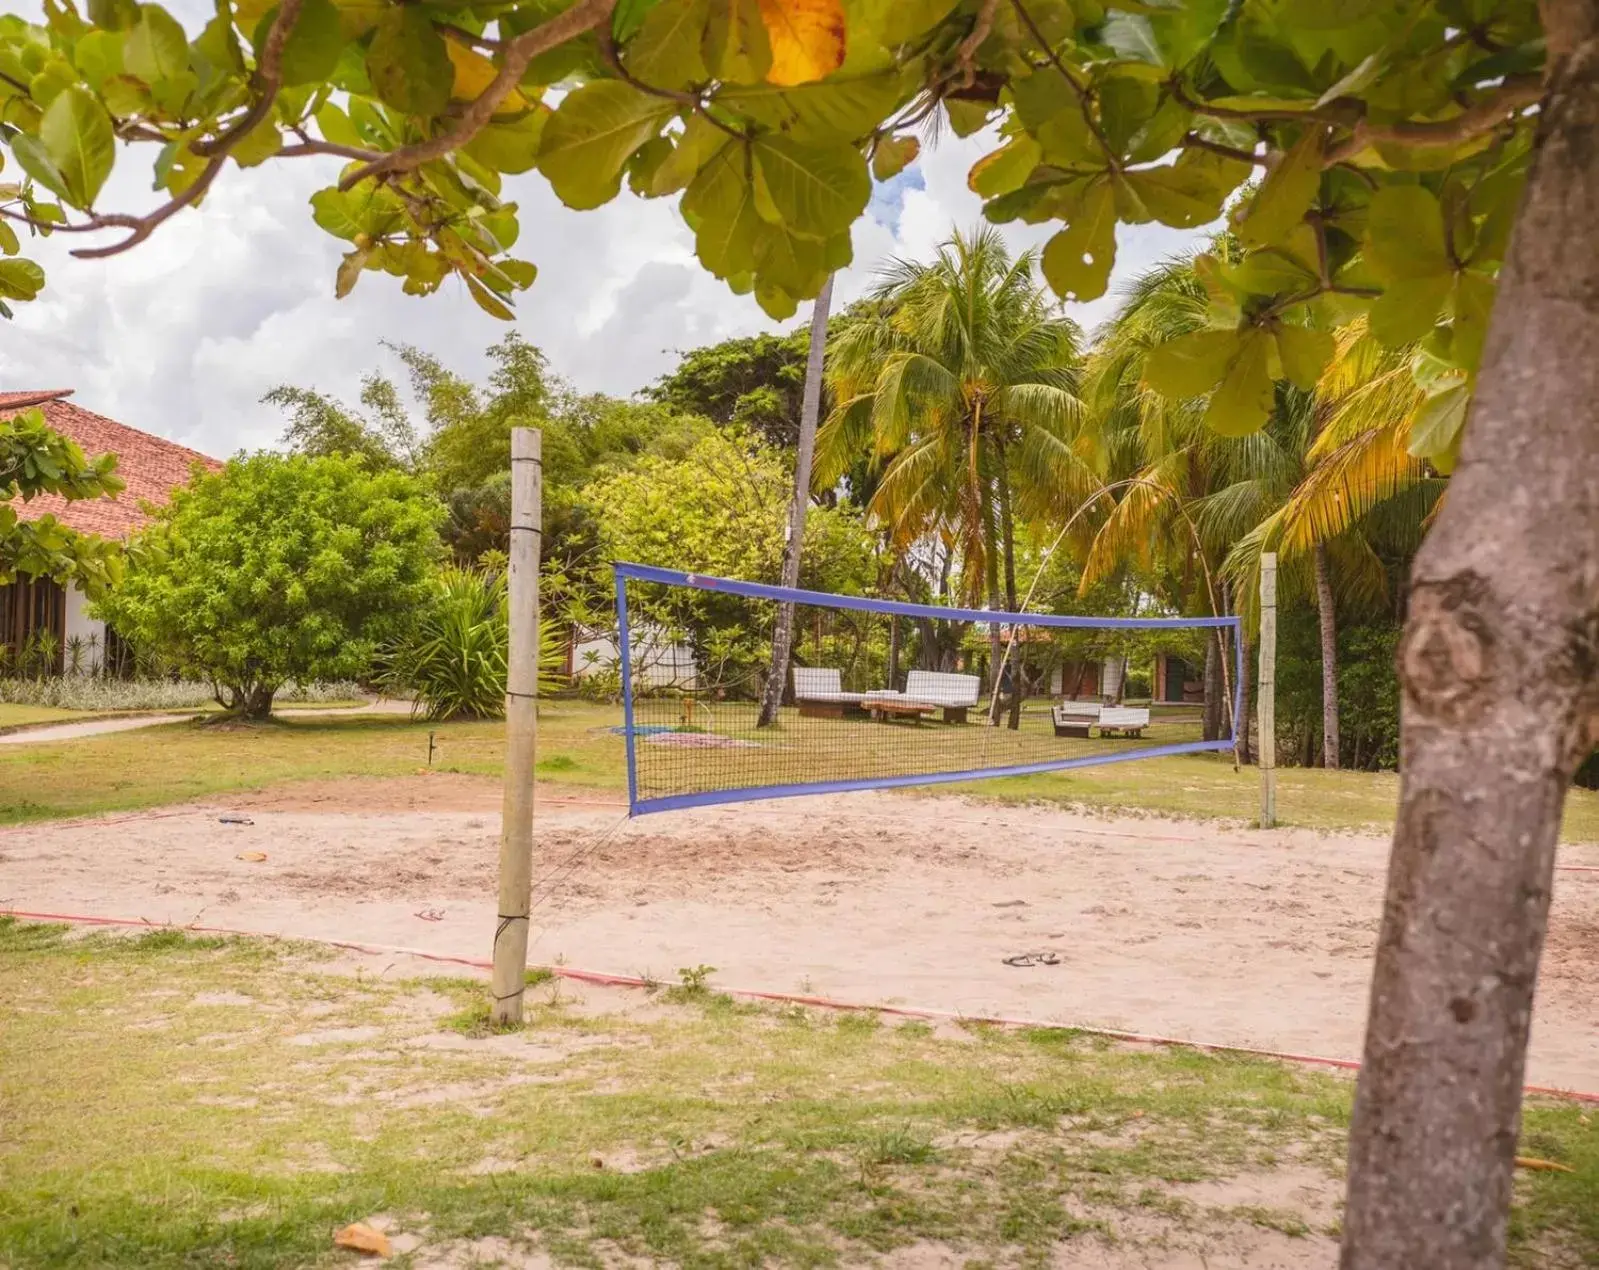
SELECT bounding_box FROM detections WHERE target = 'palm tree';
[817,227,1093,724]
[1080,255,1433,762]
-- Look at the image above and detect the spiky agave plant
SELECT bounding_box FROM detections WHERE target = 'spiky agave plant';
[382,567,565,721]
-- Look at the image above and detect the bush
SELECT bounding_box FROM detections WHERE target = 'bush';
[0,678,364,712]
[96,453,442,718]
[379,567,564,721]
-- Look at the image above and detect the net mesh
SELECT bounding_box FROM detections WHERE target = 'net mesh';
[613,564,1242,815]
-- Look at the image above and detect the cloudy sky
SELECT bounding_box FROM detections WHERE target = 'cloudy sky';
[0,3,1206,458]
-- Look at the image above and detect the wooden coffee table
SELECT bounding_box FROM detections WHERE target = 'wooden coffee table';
[865,698,937,724]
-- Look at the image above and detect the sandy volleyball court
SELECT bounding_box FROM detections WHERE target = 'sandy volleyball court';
[2,773,1595,1092]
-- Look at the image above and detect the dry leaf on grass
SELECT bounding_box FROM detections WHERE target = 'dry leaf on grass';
[1515,1156,1575,1173]
[333,1222,392,1256]
[236,852,268,863]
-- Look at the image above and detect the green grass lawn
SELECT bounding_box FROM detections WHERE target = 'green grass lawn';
[0,703,95,731]
[1,700,1596,841]
[1,918,1592,1268]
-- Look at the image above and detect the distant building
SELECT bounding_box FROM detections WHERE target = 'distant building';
[0,389,220,672]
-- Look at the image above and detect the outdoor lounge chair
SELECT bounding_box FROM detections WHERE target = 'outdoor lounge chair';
[792,667,869,718]
[1052,701,1101,739]
[902,670,981,724]
[1097,706,1151,738]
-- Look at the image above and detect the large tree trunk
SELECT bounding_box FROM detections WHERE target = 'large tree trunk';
[1340,12,1599,1267]
[757,274,833,728]
[1314,544,1341,769]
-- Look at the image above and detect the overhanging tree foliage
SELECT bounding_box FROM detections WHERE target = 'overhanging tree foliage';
[3,0,1592,1264]
[0,407,125,595]
[97,452,442,717]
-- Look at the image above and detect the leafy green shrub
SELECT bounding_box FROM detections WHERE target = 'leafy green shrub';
[0,677,364,712]
[380,567,564,721]
[97,453,442,718]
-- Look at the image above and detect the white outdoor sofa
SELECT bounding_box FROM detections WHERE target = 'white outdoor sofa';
[899,670,981,724]
[792,666,870,718]
[1051,701,1150,739]
[1097,706,1151,738]
[1052,701,1101,738]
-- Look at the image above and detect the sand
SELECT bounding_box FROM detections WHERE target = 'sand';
[2,772,1595,1092]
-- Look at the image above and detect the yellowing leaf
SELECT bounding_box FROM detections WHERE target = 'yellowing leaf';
[1142,328,1239,399]
[757,0,845,86]
[1274,324,1335,390]
[236,850,268,862]
[1515,1157,1576,1173]
[446,40,527,110]
[703,0,771,82]
[967,135,1040,198]
[1203,330,1275,437]
[332,1221,392,1257]
[871,134,919,181]
[1040,179,1116,302]
[366,7,453,117]
[1232,126,1324,248]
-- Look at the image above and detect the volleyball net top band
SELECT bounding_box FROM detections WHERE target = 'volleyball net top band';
[611,563,1244,816]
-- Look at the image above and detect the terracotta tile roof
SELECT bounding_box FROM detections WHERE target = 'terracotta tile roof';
[3,390,221,539]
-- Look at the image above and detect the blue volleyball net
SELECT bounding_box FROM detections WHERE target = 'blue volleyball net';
[611,563,1243,816]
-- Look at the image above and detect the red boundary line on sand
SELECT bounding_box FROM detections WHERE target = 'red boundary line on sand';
[5,907,1597,1106]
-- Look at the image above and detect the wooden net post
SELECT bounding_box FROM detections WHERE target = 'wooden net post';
[491,427,541,1025]
[1258,551,1278,829]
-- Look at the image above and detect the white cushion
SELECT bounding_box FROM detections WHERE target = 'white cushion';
[1053,702,1102,721]
[793,667,843,699]
[904,670,980,707]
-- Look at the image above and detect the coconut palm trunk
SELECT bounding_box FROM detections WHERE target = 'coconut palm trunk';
[757,274,833,728]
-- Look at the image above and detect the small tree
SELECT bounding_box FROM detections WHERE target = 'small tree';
[99,453,441,718]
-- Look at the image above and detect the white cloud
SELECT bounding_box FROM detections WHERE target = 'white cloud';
[0,16,1209,457]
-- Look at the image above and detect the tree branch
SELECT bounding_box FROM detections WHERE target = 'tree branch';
[440,23,504,54]
[341,0,619,190]
[191,0,304,158]
[1322,75,1544,165]
[595,25,743,141]
[280,139,384,162]
[1167,75,1542,168]
[1182,133,1263,165]
[950,0,999,90]
[1008,0,1120,168]
[70,157,228,258]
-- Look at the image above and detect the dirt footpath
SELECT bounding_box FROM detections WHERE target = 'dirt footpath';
[2,773,1595,1092]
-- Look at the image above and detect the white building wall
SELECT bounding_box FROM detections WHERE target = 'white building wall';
[571,626,698,690]
[63,584,105,671]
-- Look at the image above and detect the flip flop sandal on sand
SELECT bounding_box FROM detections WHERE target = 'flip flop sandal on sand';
[1003,952,1061,967]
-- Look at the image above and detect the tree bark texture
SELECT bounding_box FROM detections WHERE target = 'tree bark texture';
[1340,12,1599,1267]
[1315,544,1341,769]
[757,274,833,728]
